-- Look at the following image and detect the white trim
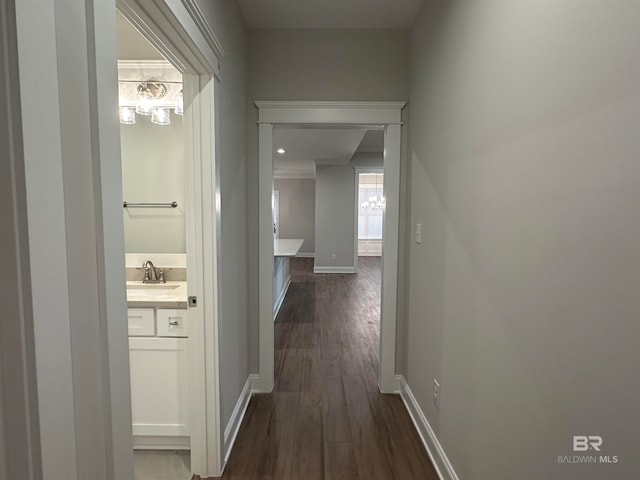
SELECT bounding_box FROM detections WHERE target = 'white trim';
[274,170,316,180]
[273,276,291,320]
[223,376,254,463]
[256,101,405,126]
[132,436,190,450]
[117,0,223,78]
[353,171,360,272]
[273,190,280,239]
[0,2,42,476]
[397,376,460,480]
[254,122,276,394]
[133,424,189,437]
[117,59,175,69]
[354,166,384,175]
[296,252,316,258]
[313,266,357,274]
[180,0,225,59]
[255,101,406,110]
[255,101,405,395]
[185,74,223,477]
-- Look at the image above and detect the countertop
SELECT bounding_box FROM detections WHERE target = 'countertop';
[126,281,188,309]
[274,239,304,257]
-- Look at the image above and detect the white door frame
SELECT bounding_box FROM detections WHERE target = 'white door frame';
[255,101,405,394]
[117,1,224,476]
[273,190,280,239]
[0,2,42,477]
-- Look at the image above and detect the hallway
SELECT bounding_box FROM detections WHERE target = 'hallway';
[223,258,438,479]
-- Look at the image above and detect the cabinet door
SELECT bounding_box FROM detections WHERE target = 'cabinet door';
[128,308,155,336]
[129,337,189,445]
[156,309,188,338]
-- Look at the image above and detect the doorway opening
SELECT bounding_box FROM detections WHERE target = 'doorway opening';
[255,102,405,395]
[115,1,224,476]
[116,13,191,478]
[269,126,386,399]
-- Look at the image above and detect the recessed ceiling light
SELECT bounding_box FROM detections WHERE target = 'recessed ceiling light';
[277,148,286,154]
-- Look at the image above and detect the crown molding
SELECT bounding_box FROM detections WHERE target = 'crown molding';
[117,60,174,68]
[273,170,316,180]
[181,0,225,59]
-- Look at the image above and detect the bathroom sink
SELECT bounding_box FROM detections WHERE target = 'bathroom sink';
[126,283,181,297]
[127,283,180,290]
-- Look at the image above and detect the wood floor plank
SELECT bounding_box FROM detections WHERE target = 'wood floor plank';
[323,442,358,480]
[222,258,438,480]
[255,393,300,480]
[323,404,351,442]
[368,392,439,480]
[274,348,303,392]
[290,406,323,480]
[342,374,395,480]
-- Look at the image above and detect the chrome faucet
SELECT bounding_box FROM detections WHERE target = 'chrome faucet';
[142,260,166,284]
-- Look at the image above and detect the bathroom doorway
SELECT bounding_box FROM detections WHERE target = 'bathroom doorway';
[115,2,224,477]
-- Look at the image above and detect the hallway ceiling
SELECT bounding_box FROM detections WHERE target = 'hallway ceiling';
[273,128,383,178]
[236,0,424,29]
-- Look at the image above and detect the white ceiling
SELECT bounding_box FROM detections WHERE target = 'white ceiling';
[273,128,383,178]
[236,0,424,29]
[357,130,385,153]
[116,11,165,60]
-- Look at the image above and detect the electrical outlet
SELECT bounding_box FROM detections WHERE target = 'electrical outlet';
[433,379,440,408]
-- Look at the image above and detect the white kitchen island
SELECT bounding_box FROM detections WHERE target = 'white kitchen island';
[273,239,304,319]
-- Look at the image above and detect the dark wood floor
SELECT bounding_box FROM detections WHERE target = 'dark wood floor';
[221,257,438,480]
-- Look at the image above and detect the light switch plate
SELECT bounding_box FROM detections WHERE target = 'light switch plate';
[416,223,422,244]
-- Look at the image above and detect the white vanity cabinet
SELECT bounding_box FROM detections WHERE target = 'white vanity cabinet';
[128,307,189,450]
[127,308,155,336]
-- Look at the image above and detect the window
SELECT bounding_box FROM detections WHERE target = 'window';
[358,173,384,240]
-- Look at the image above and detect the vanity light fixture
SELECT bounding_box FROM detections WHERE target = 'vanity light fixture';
[135,82,163,115]
[119,106,136,124]
[151,107,171,126]
[119,79,182,125]
[174,89,184,115]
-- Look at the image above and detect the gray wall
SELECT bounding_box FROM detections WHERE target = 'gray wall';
[195,0,249,433]
[120,115,185,253]
[248,29,409,101]
[274,178,316,255]
[406,1,640,479]
[247,28,410,371]
[314,165,356,269]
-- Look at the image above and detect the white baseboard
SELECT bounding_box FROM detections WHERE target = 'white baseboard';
[273,275,291,321]
[249,374,272,394]
[313,266,357,274]
[296,252,315,258]
[223,374,259,465]
[133,435,189,450]
[396,375,459,480]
